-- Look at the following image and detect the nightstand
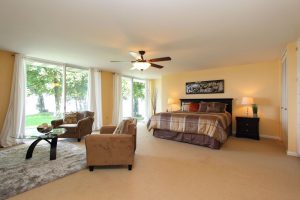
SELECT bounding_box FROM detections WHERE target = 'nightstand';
[236,117,260,140]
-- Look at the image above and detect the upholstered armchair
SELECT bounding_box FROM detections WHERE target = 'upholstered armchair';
[85,120,137,171]
[51,111,94,142]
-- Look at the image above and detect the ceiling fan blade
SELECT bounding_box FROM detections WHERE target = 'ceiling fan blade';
[129,52,142,60]
[148,57,171,62]
[150,63,164,69]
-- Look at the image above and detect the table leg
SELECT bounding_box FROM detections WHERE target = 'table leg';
[26,138,43,159]
[50,137,58,160]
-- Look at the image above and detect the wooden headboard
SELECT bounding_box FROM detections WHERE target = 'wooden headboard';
[180,98,234,114]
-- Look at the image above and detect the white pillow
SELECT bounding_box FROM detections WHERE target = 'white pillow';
[113,119,132,134]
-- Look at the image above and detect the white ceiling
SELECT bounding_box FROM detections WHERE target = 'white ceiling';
[0,0,300,79]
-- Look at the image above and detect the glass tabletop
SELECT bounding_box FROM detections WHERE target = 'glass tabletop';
[12,128,66,139]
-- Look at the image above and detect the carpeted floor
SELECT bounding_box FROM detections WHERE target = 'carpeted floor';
[8,124,300,200]
[0,141,86,200]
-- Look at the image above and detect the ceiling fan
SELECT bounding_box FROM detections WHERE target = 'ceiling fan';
[110,50,171,71]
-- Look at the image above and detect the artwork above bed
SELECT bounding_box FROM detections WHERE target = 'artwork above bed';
[186,79,224,94]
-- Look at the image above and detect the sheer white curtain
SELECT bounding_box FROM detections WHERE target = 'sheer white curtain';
[88,68,103,130]
[0,54,26,147]
[146,80,152,120]
[112,73,123,125]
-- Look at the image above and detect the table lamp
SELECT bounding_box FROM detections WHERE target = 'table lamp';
[241,97,254,116]
[167,98,175,112]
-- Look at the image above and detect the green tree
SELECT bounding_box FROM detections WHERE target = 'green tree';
[26,64,63,116]
[26,65,48,112]
[66,70,88,110]
[133,82,145,117]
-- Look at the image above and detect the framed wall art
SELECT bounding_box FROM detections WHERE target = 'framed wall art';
[186,79,224,94]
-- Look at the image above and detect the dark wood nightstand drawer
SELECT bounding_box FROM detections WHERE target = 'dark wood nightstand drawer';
[236,117,260,140]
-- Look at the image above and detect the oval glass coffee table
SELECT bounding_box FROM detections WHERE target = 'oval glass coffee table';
[25,128,66,161]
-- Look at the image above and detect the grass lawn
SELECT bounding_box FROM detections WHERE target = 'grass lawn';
[26,112,55,127]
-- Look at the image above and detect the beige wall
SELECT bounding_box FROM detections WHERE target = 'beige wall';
[101,71,114,125]
[286,43,298,153]
[0,50,14,132]
[161,60,281,138]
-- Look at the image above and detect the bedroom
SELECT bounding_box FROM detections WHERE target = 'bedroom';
[0,0,300,200]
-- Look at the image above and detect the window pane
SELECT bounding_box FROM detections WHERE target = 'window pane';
[122,77,133,118]
[65,67,89,112]
[25,61,63,135]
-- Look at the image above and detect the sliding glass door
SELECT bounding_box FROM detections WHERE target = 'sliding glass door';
[25,60,89,135]
[121,76,147,121]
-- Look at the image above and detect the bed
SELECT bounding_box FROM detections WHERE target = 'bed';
[147,98,233,149]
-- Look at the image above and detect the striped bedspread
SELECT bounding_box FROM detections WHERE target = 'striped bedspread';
[147,112,231,143]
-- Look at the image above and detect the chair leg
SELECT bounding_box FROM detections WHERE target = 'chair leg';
[128,165,132,171]
[89,166,94,172]
[77,138,81,142]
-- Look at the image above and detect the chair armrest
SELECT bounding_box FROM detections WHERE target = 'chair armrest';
[51,119,63,128]
[100,125,117,134]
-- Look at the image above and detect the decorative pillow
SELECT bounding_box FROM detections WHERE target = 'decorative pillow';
[63,112,78,124]
[207,102,226,113]
[188,102,199,112]
[198,102,210,112]
[113,119,132,134]
[181,102,190,112]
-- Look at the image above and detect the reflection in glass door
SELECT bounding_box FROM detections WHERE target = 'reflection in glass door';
[121,77,133,118]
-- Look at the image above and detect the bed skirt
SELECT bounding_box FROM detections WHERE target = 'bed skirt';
[153,129,222,149]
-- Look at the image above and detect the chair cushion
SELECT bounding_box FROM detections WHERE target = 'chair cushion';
[63,112,78,124]
[113,119,134,135]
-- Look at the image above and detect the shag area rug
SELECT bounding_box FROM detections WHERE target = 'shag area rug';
[0,141,86,200]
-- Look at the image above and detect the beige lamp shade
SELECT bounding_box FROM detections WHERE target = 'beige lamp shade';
[241,97,254,105]
[167,98,175,105]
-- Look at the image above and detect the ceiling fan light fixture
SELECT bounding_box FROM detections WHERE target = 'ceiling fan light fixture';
[133,61,151,71]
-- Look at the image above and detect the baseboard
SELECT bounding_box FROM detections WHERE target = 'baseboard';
[286,151,299,157]
[260,134,281,140]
